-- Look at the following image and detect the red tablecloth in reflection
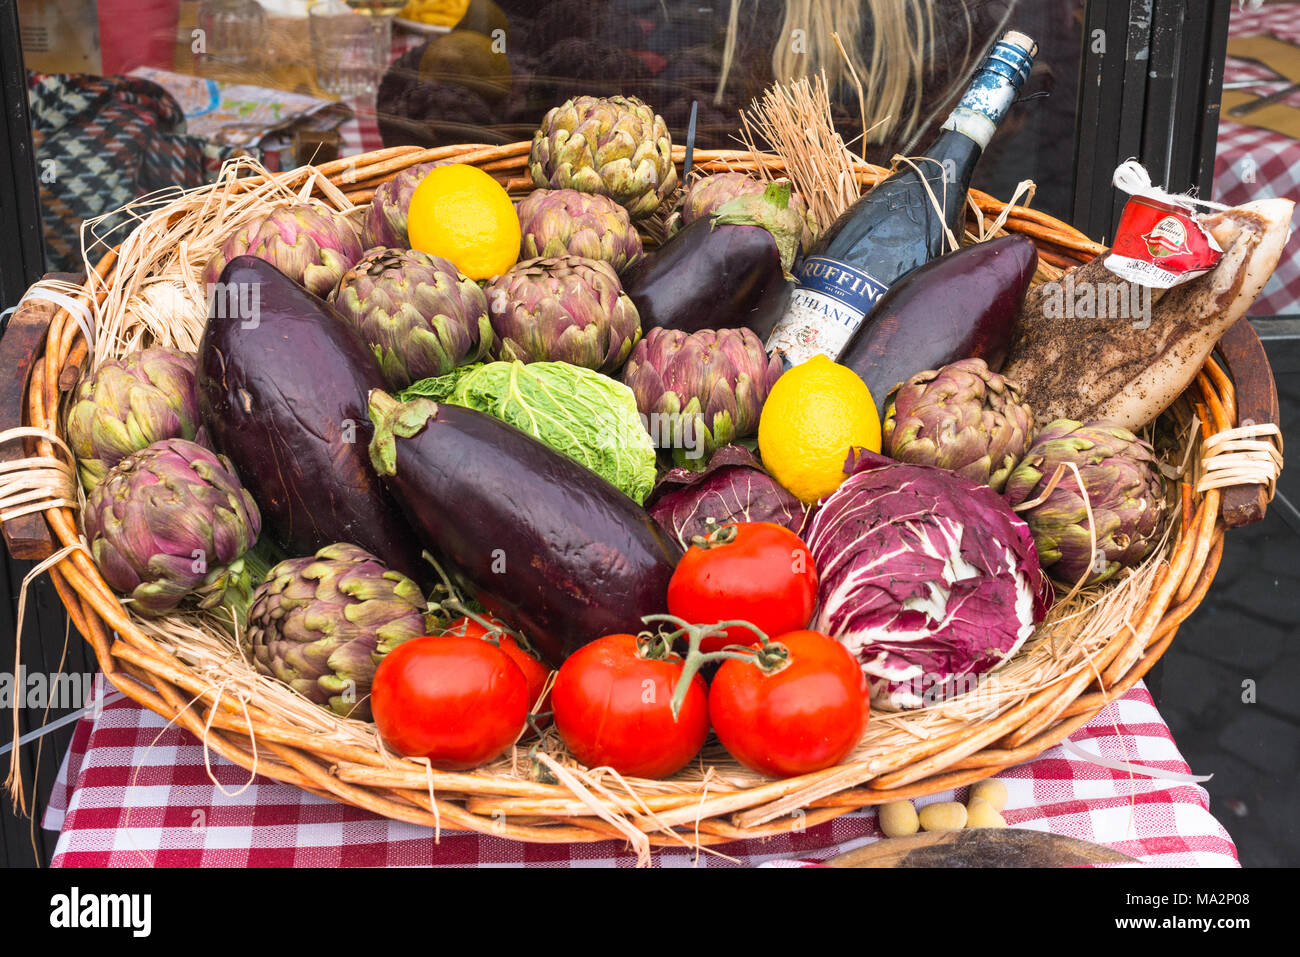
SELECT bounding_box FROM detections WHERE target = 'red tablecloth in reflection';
[1213,2,1300,316]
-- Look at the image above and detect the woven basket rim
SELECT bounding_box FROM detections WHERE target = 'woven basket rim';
[15,145,1236,854]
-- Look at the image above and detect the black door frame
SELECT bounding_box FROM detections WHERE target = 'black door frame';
[1072,0,1233,244]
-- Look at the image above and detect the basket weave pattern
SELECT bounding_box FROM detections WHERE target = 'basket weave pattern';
[13,144,1243,851]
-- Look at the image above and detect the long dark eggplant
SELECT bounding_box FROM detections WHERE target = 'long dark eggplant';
[836,235,1038,411]
[367,390,682,665]
[196,256,426,581]
[622,182,804,341]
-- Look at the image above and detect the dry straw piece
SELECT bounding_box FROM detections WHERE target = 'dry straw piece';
[1,144,1241,861]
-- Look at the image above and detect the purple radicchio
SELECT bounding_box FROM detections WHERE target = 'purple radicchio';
[805,450,1052,711]
[647,445,811,550]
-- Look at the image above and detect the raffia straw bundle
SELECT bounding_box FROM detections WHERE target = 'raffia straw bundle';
[5,129,1243,862]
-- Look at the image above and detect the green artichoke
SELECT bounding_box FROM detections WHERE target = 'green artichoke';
[883,358,1036,493]
[203,203,364,298]
[1002,419,1167,587]
[331,247,494,389]
[361,161,439,250]
[84,438,261,617]
[484,256,641,374]
[666,171,816,251]
[621,327,783,468]
[529,95,677,220]
[516,188,644,273]
[246,543,430,721]
[67,347,203,492]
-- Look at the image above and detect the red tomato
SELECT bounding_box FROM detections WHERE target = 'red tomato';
[667,522,818,653]
[371,635,529,770]
[708,630,870,778]
[551,633,710,779]
[441,616,552,719]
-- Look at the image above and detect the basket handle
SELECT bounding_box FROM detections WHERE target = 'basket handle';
[0,274,81,561]
[1214,317,1280,528]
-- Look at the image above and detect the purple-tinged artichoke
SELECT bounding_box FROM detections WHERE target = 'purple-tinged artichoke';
[621,327,783,469]
[203,203,364,298]
[67,347,203,493]
[529,95,677,220]
[331,247,494,389]
[666,171,816,251]
[361,162,439,250]
[883,358,1036,493]
[1002,419,1167,587]
[246,543,430,721]
[84,438,261,617]
[484,255,641,373]
[516,188,644,273]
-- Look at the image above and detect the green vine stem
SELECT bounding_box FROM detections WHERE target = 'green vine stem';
[421,550,543,659]
[640,614,790,718]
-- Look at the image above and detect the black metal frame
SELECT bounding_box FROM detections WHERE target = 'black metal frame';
[0,0,82,869]
[1073,0,1233,244]
[0,0,44,309]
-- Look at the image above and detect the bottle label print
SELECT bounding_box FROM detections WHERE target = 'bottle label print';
[766,257,890,365]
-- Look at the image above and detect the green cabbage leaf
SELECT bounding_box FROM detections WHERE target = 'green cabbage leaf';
[401,361,657,503]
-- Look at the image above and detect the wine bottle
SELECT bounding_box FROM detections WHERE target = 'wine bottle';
[765,30,1038,368]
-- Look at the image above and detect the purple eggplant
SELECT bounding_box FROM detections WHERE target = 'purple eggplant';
[622,181,805,341]
[836,235,1038,411]
[367,391,682,666]
[196,256,426,581]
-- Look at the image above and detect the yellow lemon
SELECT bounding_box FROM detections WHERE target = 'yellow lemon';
[758,354,881,504]
[406,164,520,280]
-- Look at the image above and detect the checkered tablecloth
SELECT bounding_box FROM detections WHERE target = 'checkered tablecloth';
[41,682,1238,867]
[1213,2,1300,316]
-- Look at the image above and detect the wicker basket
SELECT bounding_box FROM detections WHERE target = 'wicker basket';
[0,143,1284,857]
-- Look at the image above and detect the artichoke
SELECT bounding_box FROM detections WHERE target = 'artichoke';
[1002,419,1167,587]
[361,162,439,249]
[666,172,816,251]
[528,94,677,220]
[484,255,641,373]
[332,247,494,389]
[883,358,1036,493]
[203,203,364,298]
[246,543,429,721]
[516,188,644,273]
[67,347,203,493]
[84,438,261,617]
[621,327,783,468]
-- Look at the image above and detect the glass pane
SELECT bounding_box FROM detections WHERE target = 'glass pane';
[14,0,1087,272]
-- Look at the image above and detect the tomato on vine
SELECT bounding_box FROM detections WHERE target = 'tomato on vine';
[371,635,529,771]
[660,616,870,779]
[551,632,710,780]
[666,522,818,654]
[440,615,552,721]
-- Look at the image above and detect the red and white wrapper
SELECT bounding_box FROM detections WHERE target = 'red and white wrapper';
[1104,161,1225,288]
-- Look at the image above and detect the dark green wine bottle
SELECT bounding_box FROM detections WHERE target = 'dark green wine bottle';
[766,30,1038,368]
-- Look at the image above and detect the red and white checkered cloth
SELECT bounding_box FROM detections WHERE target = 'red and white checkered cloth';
[41,682,1238,867]
[1214,1,1300,316]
